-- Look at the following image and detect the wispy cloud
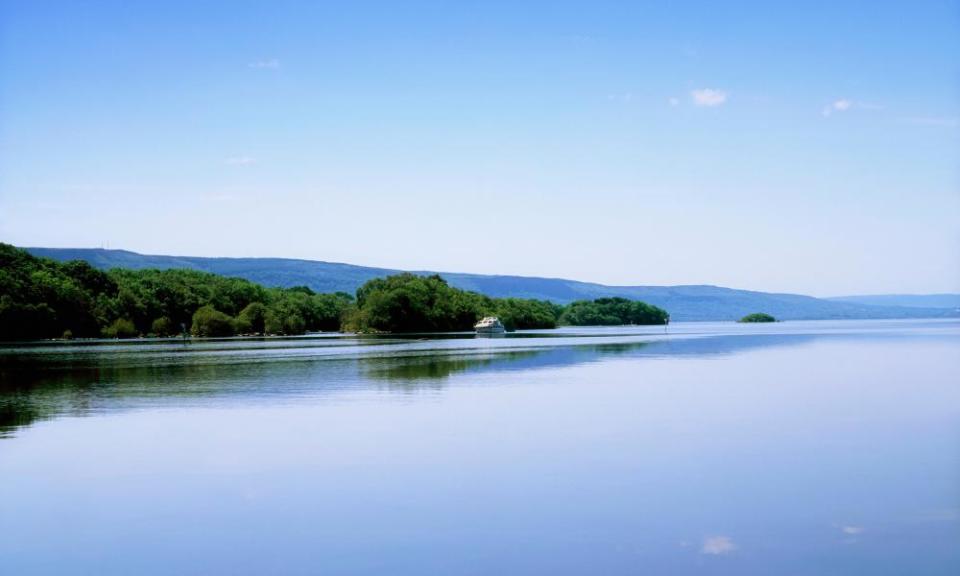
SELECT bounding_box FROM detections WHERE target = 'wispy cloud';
[701,536,736,555]
[691,88,728,107]
[248,58,280,69]
[838,524,865,544]
[834,99,852,111]
[822,98,883,117]
[224,156,256,166]
[668,96,680,107]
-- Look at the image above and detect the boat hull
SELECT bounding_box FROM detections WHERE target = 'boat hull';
[475,325,506,334]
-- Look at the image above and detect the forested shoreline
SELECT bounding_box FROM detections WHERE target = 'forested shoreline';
[0,244,668,340]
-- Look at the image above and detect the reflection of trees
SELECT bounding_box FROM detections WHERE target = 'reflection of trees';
[0,332,821,437]
[363,342,654,385]
[0,396,47,438]
[363,350,543,387]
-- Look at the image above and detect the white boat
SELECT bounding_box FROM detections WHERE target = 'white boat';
[474,316,505,334]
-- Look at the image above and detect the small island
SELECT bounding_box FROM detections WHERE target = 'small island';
[738,312,777,323]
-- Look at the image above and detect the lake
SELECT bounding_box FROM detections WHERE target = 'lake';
[1,320,958,575]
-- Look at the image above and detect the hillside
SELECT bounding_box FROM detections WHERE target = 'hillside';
[828,294,960,310]
[24,247,959,322]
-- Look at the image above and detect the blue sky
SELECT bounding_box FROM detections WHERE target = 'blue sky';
[1,0,957,296]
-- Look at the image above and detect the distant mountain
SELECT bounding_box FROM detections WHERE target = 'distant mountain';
[828,294,960,309]
[24,247,959,322]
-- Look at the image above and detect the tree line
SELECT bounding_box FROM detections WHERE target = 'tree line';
[0,243,352,340]
[0,244,668,340]
[344,273,563,332]
[560,297,670,326]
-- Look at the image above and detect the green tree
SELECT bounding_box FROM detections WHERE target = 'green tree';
[351,274,484,333]
[103,318,138,338]
[235,302,267,334]
[560,297,668,326]
[738,312,776,323]
[264,309,284,335]
[347,274,569,333]
[311,292,353,331]
[150,316,176,336]
[493,298,560,330]
[191,305,235,337]
[0,244,355,340]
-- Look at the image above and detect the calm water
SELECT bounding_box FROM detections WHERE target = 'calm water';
[1,320,958,575]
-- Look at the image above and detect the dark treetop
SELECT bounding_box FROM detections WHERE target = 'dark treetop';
[738,312,777,323]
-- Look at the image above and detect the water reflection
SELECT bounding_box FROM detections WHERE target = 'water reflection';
[1,321,958,575]
[0,330,858,437]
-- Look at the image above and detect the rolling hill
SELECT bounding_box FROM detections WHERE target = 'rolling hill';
[828,294,960,310]
[24,247,959,322]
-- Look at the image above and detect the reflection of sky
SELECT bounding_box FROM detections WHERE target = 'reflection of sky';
[3,321,955,434]
[0,321,958,574]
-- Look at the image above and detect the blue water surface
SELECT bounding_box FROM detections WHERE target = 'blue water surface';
[1,320,958,575]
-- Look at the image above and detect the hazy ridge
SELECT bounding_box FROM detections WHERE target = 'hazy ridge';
[828,294,960,309]
[25,247,959,322]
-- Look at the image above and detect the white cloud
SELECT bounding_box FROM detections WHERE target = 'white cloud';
[607,92,633,102]
[822,99,851,117]
[224,156,256,166]
[701,535,736,555]
[249,59,280,69]
[668,96,680,107]
[841,525,863,535]
[691,88,728,107]
[821,98,884,117]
